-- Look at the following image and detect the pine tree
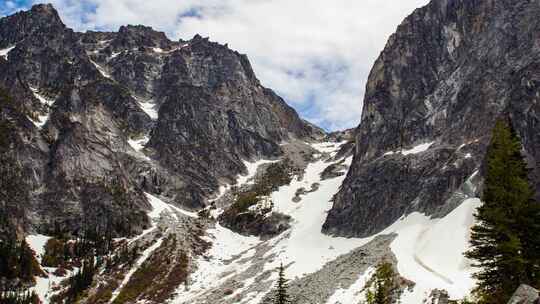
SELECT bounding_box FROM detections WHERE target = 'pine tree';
[274,263,290,304]
[365,262,396,304]
[465,118,540,303]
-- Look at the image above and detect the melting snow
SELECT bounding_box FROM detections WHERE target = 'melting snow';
[384,142,435,156]
[26,234,51,263]
[152,45,189,55]
[127,136,152,161]
[129,193,197,247]
[128,136,149,151]
[30,88,55,107]
[0,45,16,60]
[237,159,278,186]
[311,141,346,154]
[137,98,158,119]
[33,267,77,304]
[89,58,112,78]
[145,192,198,219]
[29,88,56,128]
[402,142,434,155]
[210,159,278,202]
[110,51,122,59]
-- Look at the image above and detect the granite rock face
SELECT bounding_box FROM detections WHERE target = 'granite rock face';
[507,285,539,304]
[323,0,540,237]
[0,4,322,237]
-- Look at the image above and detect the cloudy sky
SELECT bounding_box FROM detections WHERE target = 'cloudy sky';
[1,0,429,131]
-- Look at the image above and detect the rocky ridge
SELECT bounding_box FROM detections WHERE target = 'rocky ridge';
[0,4,322,238]
[324,0,540,237]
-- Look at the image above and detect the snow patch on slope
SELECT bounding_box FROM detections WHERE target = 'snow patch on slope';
[173,223,260,303]
[263,155,371,278]
[89,58,112,78]
[128,136,151,161]
[237,159,278,186]
[128,136,148,151]
[26,235,51,263]
[210,159,278,203]
[130,193,198,244]
[384,142,435,156]
[145,192,198,220]
[29,88,56,128]
[326,267,375,304]
[136,98,158,119]
[386,198,481,302]
[0,45,16,59]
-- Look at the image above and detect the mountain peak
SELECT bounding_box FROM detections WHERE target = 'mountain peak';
[0,3,65,47]
[26,3,64,27]
[29,3,58,15]
[114,24,170,49]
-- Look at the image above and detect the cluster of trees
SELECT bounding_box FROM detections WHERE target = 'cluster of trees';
[466,119,540,303]
[105,242,139,269]
[0,290,39,304]
[0,239,40,290]
[42,225,115,268]
[64,256,97,303]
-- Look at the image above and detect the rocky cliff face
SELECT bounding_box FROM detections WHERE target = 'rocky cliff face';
[323,0,540,237]
[0,4,322,238]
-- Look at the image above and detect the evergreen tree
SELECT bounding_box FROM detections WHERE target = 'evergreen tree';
[274,263,290,304]
[0,289,39,304]
[466,118,540,303]
[0,239,40,290]
[365,262,396,304]
[65,256,96,302]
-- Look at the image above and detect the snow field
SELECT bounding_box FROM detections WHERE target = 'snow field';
[24,140,481,304]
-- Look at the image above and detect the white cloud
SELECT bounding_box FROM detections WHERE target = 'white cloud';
[34,0,429,130]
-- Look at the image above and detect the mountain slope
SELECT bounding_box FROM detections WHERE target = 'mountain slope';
[323,0,540,237]
[2,1,537,304]
[0,4,322,238]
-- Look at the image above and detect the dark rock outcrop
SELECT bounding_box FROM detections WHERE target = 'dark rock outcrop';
[0,4,321,236]
[323,0,540,237]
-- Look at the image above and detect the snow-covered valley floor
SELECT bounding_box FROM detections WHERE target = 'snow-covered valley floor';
[168,141,480,304]
[24,141,480,304]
